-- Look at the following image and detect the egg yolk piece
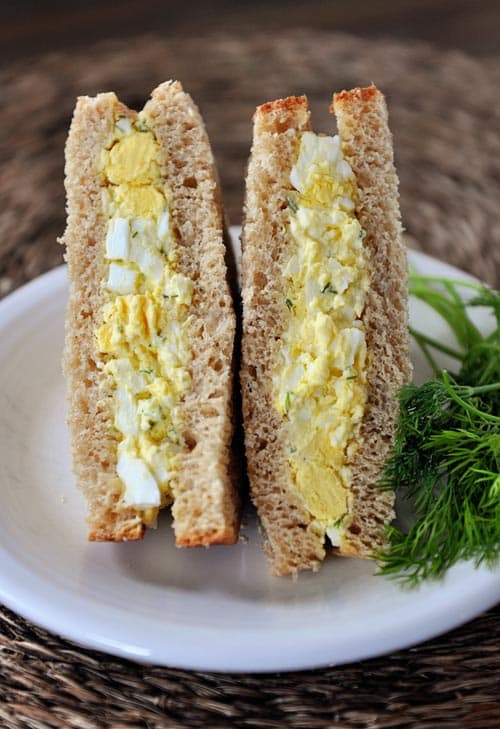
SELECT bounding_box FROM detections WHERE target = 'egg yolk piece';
[96,115,192,525]
[274,131,370,546]
[106,131,160,185]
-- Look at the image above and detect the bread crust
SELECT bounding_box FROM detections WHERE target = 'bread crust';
[176,526,238,547]
[89,523,144,541]
[63,83,239,545]
[254,96,309,129]
[241,86,410,574]
[331,84,379,109]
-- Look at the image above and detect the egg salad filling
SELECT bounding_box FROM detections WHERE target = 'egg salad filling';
[96,114,193,525]
[274,131,370,547]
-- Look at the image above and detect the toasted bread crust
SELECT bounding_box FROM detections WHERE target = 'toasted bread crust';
[63,82,239,546]
[89,522,144,541]
[331,84,379,110]
[254,96,309,130]
[242,86,410,574]
[176,525,238,547]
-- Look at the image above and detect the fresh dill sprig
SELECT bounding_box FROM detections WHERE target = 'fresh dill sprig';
[321,282,337,295]
[377,274,500,585]
[332,515,345,528]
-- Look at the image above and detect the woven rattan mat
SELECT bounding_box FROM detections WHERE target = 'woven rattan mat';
[1,31,499,728]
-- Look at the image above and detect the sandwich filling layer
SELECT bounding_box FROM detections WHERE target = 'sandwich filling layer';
[273,131,369,546]
[96,113,193,525]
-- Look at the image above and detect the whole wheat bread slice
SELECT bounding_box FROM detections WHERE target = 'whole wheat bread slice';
[241,86,411,575]
[62,81,239,545]
[333,86,411,557]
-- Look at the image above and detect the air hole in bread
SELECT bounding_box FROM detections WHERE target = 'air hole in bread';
[201,405,218,419]
[209,358,223,372]
[254,271,267,290]
[183,433,197,451]
[183,176,198,188]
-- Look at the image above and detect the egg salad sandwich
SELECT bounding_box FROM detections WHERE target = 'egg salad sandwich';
[241,85,411,575]
[62,81,239,545]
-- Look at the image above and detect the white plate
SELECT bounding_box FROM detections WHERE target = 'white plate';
[0,230,498,673]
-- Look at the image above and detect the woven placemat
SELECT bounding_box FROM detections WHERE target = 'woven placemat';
[0,31,499,728]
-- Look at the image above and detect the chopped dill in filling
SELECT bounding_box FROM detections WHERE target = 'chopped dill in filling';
[273,131,370,545]
[96,114,193,525]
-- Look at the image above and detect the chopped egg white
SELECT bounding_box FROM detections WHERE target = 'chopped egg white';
[157,210,170,240]
[114,116,133,136]
[107,262,138,294]
[105,217,130,260]
[117,453,161,509]
[128,239,164,284]
[326,523,344,547]
[115,388,139,436]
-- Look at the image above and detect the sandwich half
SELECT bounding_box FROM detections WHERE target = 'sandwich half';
[62,80,239,545]
[241,85,411,575]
